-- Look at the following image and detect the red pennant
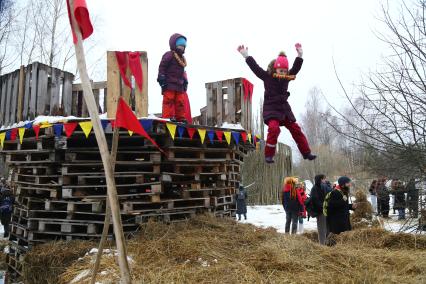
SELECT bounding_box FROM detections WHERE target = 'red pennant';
[128,52,143,92]
[187,128,196,139]
[242,78,254,102]
[10,128,17,141]
[215,130,223,142]
[33,125,40,140]
[66,0,93,44]
[115,97,161,150]
[241,132,248,143]
[64,122,78,138]
[115,51,132,89]
[110,120,116,129]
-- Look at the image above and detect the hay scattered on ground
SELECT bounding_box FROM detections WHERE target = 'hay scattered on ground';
[55,215,426,284]
[22,240,95,284]
[0,240,8,270]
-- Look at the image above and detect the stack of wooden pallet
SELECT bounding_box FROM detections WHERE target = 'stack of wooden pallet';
[0,119,251,276]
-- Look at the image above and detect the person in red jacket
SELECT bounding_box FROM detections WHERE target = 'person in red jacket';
[296,181,307,234]
[282,177,304,234]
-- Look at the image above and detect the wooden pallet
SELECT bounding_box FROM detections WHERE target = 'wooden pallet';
[122,197,210,214]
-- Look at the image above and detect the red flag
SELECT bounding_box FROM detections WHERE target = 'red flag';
[115,97,161,150]
[128,52,143,92]
[64,122,78,138]
[215,130,223,142]
[10,128,17,141]
[115,51,132,89]
[241,132,247,143]
[33,125,40,140]
[187,128,196,139]
[66,0,93,44]
[242,78,254,102]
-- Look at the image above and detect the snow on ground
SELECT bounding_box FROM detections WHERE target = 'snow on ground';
[238,205,424,235]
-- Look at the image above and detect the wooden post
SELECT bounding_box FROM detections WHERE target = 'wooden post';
[106,51,121,118]
[68,1,131,283]
[17,66,25,122]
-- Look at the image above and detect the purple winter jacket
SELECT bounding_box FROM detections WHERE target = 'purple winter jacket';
[245,56,303,124]
[157,33,187,93]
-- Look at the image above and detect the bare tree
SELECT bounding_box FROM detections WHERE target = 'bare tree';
[0,0,16,74]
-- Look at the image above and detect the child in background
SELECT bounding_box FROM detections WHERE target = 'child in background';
[237,44,316,163]
[296,181,307,234]
[282,177,304,234]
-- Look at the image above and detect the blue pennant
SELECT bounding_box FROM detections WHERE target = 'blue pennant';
[232,132,240,145]
[207,131,215,144]
[177,126,185,138]
[5,130,11,140]
[140,119,153,132]
[24,122,33,129]
[101,120,110,130]
[53,124,63,137]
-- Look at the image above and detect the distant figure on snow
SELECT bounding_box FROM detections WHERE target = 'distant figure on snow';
[236,185,248,221]
[296,181,307,234]
[282,177,304,234]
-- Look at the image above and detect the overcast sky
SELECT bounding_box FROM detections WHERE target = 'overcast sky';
[88,0,388,147]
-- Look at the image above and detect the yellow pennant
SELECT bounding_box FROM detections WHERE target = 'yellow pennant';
[40,122,52,129]
[247,132,252,143]
[128,130,133,136]
[18,128,25,144]
[166,123,177,140]
[198,129,206,144]
[0,132,5,148]
[79,121,93,138]
[224,131,231,145]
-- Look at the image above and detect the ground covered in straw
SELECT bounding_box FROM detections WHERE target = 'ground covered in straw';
[17,215,424,284]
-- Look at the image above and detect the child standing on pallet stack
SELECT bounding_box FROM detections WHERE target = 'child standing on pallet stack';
[237,43,316,163]
[158,33,192,123]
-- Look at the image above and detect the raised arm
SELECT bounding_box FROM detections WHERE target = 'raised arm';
[289,43,304,75]
[237,45,268,80]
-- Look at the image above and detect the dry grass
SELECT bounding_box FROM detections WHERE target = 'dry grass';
[0,240,8,270]
[54,215,426,284]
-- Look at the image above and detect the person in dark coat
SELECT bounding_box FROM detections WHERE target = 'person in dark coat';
[325,176,357,235]
[390,179,407,220]
[0,185,14,238]
[376,178,390,218]
[158,33,190,123]
[236,185,248,220]
[310,174,328,244]
[406,178,419,218]
[282,177,304,234]
[237,44,316,163]
[369,180,378,214]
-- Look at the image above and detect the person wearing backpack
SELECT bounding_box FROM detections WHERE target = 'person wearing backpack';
[0,185,15,238]
[236,185,248,221]
[323,176,357,235]
[309,174,328,244]
[282,177,304,234]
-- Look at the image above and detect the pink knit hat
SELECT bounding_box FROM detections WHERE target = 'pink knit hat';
[273,52,289,69]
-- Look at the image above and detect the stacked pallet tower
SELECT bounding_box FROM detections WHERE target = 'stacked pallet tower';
[1,119,252,276]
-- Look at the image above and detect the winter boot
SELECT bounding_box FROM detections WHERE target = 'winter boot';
[265,156,274,164]
[303,153,317,161]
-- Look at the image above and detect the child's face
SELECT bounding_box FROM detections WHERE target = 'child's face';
[276,68,288,75]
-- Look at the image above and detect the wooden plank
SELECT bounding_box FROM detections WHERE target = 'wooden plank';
[17,66,25,122]
[93,88,100,113]
[23,64,32,120]
[29,62,39,119]
[36,64,48,116]
[10,70,20,124]
[71,91,79,116]
[106,51,121,118]
[227,80,236,123]
[205,83,213,126]
[72,81,106,92]
[216,82,223,127]
[0,75,8,125]
[49,68,61,114]
[121,62,131,105]
[135,51,148,117]
[62,72,74,116]
[4,73,14,125]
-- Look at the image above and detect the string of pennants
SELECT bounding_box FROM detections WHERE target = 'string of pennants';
[0,119,261,148]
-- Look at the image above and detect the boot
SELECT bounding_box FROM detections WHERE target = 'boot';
[265,156,274,164]
[303,153,317,161]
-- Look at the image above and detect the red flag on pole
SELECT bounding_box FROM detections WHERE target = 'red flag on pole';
[115,97,161,150]
[66,0,94,44]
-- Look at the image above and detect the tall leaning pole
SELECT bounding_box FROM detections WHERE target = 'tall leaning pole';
[68,1,131,283]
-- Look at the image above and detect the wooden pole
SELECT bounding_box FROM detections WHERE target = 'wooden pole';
[68,1,131,283]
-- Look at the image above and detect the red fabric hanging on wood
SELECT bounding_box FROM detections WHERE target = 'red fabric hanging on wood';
[66,0,93,44]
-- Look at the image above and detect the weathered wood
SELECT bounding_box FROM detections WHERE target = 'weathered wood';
[62,72,74,116]
[216,82,223,126]
[93,88,100,113]
[23,65,32,120]
[0,75,8,124]
[121,63,131,105]
[36,64,48,116]
[106,51,121,119]
[72,81,106,92]
[17,66,26,122]
[71,91,79,116]
[49,68,61,114]
[227,80,235,123]
[206,83,213,126]
[5,73,14,126]
[135,52,148,117]
[29,62,39,119]
[10,71,20,124]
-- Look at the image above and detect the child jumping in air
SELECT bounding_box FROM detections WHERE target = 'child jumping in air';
[237,44,316,163]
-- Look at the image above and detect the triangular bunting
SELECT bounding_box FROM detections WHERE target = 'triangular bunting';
[140,119,153,132]
[166,123,177,140]
[215,130,223,142]
[10,128,17,141]
[198,129,206,144]
[18,128,25,144]
[5,131,10,141]
[128,130,134,136]
[40,122,52,129]
[33,125,40,140]
[207,131,215,144]
[241,132,248,143]
[101,120,110,130]
[248,132,252,144]
[0,132,5,148]
[79,121,93,138]
[64,122,78,138]
[224,131,231,145]
[177,126,185,139]
[24,122,33,129]
[53,124,63,137]
[187,128,196,139]
[232,132,240,145]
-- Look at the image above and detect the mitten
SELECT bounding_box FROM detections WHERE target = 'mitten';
[237,45,249,58]
[295,43,303,58]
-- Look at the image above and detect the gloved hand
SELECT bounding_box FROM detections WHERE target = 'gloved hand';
[237,45,249,58]
[295,43,303,58]
[157,74,167,91]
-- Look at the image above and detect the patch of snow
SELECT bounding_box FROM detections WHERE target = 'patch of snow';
[70,269,91,284]
[100,271,108,275]
[221,122,244,130]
